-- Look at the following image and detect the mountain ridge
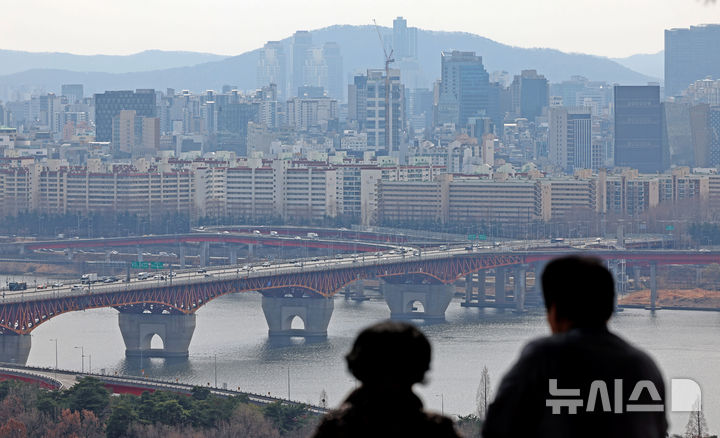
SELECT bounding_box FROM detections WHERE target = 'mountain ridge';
[0,25,655,98]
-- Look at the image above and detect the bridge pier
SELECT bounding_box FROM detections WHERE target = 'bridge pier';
[650,262,658,311]
[0,335,31,364]
[179,246,186,269]
[118,312,196,358]
[381,282,454,320]
[261,296,334,337]
[514,266,527,313]
[495,267,507,307]
[229,247,238,265]
[200,242,210,267]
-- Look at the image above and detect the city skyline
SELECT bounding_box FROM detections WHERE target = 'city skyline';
[0,0,716,58]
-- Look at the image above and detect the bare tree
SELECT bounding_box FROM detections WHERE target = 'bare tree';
[684,400,710,438]
[475,366,492,419]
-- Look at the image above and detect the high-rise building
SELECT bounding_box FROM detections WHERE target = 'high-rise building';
[292,31,313,96]
[437,51,490,129]
[216,102,258,155]
[511,70,549,120]
[548,107,592,171]
[323,42,344,102]
[348,74,368,129]
[354,69,404,154]
[257,41,287,98]
[302,47,328,92]
[61,84,84,103]
[392,16,417,60]
[94,89,156,142]
[690,104,720,167]
[665,24,720,98]
[614,85,665,172]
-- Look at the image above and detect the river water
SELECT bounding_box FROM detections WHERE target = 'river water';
[18,288,720,435]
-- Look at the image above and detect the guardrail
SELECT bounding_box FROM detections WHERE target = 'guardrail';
[0,362,326,413]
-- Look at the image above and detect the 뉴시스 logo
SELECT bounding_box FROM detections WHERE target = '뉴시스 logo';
[545,378,701,414]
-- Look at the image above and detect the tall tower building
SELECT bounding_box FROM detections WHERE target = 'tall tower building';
[437,51,490,129]
[360,69,404,154]
[94,89,156,143]
[257,41,287,99]
[665,24,720,97]
[614,85,665,172]
[323,42,344,102]
[548,107,592,171]
[303,47,328,92]
[511,70,549,120]
[61,84,84,103]
[292,31,313,97]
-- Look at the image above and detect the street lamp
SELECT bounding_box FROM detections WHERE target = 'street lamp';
[435,393,444,416]
[214,354,217,388]
[74,346,85,373]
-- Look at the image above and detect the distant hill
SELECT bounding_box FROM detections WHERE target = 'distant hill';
[0,49,228,75]
[0,25,653,97]
[611,51,664,81]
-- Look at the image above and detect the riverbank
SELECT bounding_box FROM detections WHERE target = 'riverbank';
[619,288,720,309]
[0,261,82,277]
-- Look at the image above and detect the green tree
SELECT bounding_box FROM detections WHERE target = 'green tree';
[262,402,310,434]
[106,401,137,438]
[64,378,110,416]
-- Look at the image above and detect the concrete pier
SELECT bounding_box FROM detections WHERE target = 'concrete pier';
[381,282,454,320]
[200,242,210,267]
[0,335,31,364]
[118,312,196,358]
[261,296,334,337]
[650,262,658,311]
[229,247,238,265]
[495,267,506,306]
[179,246,186,269]
[514,266,527,312]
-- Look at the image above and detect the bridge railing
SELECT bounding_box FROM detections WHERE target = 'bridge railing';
[0,248,463,303]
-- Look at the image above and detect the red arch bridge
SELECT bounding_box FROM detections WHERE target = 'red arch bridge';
[0,248,716,363]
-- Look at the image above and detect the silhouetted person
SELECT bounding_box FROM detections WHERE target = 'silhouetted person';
[483,256,667,438]
[312,321,461,438]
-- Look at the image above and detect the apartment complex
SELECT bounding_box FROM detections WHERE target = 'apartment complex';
[0,155,716,226]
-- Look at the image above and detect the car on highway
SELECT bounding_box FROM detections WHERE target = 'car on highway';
[270,231,278,236]
[71,284,82,290]
[51,282,64,288]
[293,262,303,267]
[262,261,271,267]
[36,284,48,289]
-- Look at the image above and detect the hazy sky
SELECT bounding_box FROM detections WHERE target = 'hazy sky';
[2,0,718,57]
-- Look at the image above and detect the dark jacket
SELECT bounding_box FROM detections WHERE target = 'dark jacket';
[312,386,461,438]
[482,326,668,438]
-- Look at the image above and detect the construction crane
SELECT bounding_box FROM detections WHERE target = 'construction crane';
[373,19,395,154]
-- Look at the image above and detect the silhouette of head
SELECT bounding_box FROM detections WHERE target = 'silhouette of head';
[541,256,615,331]
[346,321,431,388]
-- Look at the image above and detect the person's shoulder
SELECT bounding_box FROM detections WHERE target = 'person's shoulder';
[518,334,565,360]
[606,331,664,376]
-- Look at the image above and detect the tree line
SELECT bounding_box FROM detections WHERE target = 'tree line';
[0,377,316,438]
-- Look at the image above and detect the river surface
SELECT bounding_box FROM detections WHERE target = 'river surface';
[20,289,720,435]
